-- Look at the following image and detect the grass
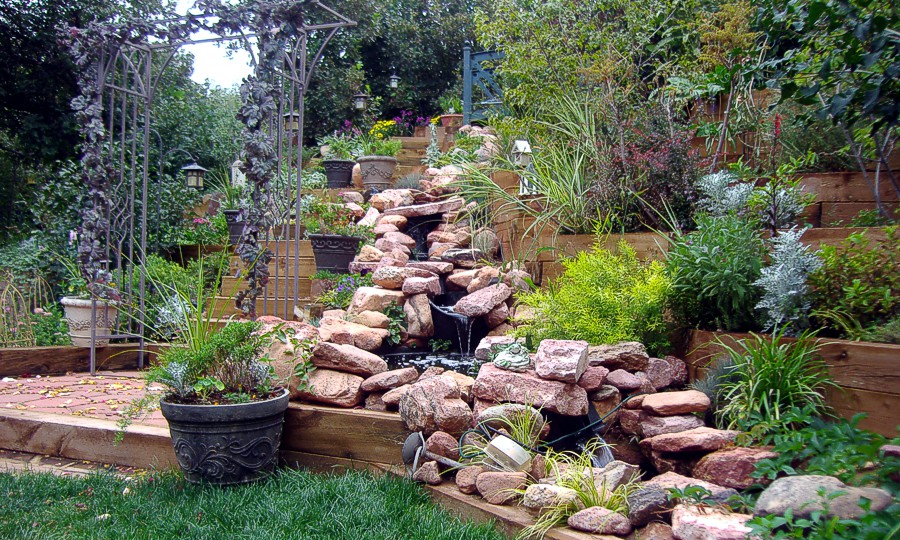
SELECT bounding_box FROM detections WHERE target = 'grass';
[0,468,509,540]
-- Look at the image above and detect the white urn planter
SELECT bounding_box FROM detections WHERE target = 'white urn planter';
[60,296,118,348]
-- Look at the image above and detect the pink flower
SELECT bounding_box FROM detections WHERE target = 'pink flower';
[193,218,209,225]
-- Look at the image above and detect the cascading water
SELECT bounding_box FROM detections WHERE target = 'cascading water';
[429,302,477,357]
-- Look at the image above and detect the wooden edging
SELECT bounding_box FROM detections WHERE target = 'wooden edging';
[0,344,162,378]
[684,329,900,436]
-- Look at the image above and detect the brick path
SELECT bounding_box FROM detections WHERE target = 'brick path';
[0,371,167,428]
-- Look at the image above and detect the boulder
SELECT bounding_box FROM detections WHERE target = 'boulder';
[256,318,320,399]
[533,339,589,384]
[754,475,893,520]
[442,371,476,403]
[446,269,480,290]
[399,375,473,435]
[501,269,534,294]
[412,461,442,485]
[577,366,609,392]
[567,507,632,536]
[402,275,441,296]
[641,472,738,503]
[425,431,460,461]
[476,472,528,505]
[640,427,740,454]
[369,189,415,211]
[441,247,485,268]
[484,303,510,328]
[383,197,464,217]
[312,342,388,377]
[588,342,650,371]
[646,357,676,390]
[523,484,582,515]
[406,261,454,274]
[640,414,706,438]
[641,390,711,416]
[664,355,689,387]
[606,369,643,391]
[467,267,500,293]
[382,231,417,250]
[382,384,410,408]
[671,504,752,540]
[374,238,411,256]
[372,266,435,290]
[453,283,512,317]
[693,447,778,490]
[373,223,399,236]
[357,244,385,262]
[593,460,642,491]
[619,408,649,437]
[376,214,408,230]
[357,206,380,227]
[317,317,389,351]
[351,310,390,329]
[297,369,365,407]
[343,202,366,218]
[404,293,434,338]
[360,367,419,392]
[428,242,457,259]
[456,466,484,494]
[627,485,674,527]
[347,287,406,314]
[474,364,589,416]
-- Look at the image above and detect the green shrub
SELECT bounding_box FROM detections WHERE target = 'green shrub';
[316,272,373,310]
[666,213,765,331]
[515,240,670,353]
[714,330,837,435]
[809,226,900,339]
[30,306,70,346]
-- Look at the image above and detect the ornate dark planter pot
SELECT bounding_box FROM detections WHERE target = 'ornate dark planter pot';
[223,209,243,246]
[160,389,290,486]
[308,233,363,274]
[321,159,355,188]
[357,155,397,191]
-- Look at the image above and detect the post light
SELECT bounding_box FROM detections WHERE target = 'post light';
[353,92,369,110]
[389,72,400,89]
[283,111,301,133]
[181,162,208,189]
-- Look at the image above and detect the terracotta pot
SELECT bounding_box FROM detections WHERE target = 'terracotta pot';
[440,114,463,128]
[357,155,398,191]
[60,296,118,348]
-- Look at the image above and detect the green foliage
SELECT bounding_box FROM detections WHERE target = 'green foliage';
[747,506,900,540]
[29,305,70,346]
[713,330,837,435]
[428,338,452,352]
[269,325,318,395]
[357,134,402,157]
[753,228,822,332]
[515,240,670,353]
[666,213,766,331]
[383,303,407,346]
[302,195,374,240]
[318,132,360,160]
[809,226,900,338]
[316,272,374,310]
[689,355,737,424]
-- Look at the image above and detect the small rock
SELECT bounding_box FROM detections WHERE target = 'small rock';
[426,431,461,461]
[374,223,399,236]
[754,474,893,520]
[475,471,527,505]
[446,269,480,290]
[404,293,434,338]
[351,310,391,329]
[646,357,676,390]
[671,504,752,540]
[640,414,705,438]
[640,427,739,454]
[364,392,387,411]
[641,390,711,416]
[357,244,385,262]
[407,261,454,274]
[534,339,589,384]
[441,247,485,268]
[473,364,588,416]
[624,394,647,409]
[484,303,510,328]
[632,522,675,539]
[593,460,642,491]
[606,369,643,391]
[627,485,673,527]
[467,267,500,293]
[402,275,442,296]
[382,384,410,408]
[347,287,406,314]
[590,385,622,424]
[372,266,435,290]
[456,466,484,494]
[693,447,778,490]
[312,342,388,377]
[377,214,408,229]
[399,375,473,435]
[619,408,648,436]
[567,506,632,536]
[360,367,419,392]
[588,342,650,371]
[577,366,609,392]
[413,461,442,485]
[664,356,688,387]
[297,369,365,407]
[317,316,389,351]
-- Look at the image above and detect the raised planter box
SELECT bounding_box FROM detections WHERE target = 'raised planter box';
[0,344,161,378]
[683,329,900,437]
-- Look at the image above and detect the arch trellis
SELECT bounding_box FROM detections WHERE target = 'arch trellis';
[64,1,355,373]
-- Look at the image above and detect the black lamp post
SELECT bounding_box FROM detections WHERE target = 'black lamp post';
[353,92,369,110]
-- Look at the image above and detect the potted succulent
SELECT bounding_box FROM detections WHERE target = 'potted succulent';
[303,196,373,273]
[58,259,121,348]
[438,94,463,128]
[318,132,359,188]
[356,134,402,191]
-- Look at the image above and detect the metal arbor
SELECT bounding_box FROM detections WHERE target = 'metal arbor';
[73,1,355,373]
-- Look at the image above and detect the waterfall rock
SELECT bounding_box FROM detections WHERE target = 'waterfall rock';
[404,293,434,338]
[440,247,485,268]
[641,390,711,416]
[640,414,706,438]
[640,427,740,454]
[534,339,589,384]
[588,342,650,371]
[693,447,779,489]
[312,342,388,377]
[402,276,441,296]
[382,231,417,250]
[376,214,408,230]
[484,302,509,328]
[605,369,643,391]
[453,283,511,317]
[407,261,454,274]
[347,287,406,314]
[350,310,390,329]
[317,317,389,351]
[357,206,380,227]
[466,266,500,293]
[577,366,609,392]
[446,269,480,290]
[357,244,385,262]
[369,189,415,211]
[373,223,399,236]
[383,197,464,217]
[399,374,473,435]
[372,266,435,290]
[297,369,364,407]
[473,364,588,416]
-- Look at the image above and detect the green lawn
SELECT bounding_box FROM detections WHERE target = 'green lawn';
[0,468,508,540]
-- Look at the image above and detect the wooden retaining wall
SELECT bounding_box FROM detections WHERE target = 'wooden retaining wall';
[0,344,161,378]
[683,330,900,437]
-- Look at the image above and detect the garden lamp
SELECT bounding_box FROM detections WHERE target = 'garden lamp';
[181,162,208,189]
[353,92,369,110]
[389,72,400,89]
[283,111,301,132]
[512,139,532,167]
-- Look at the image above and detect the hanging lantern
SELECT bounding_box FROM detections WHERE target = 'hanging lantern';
[353,92,369,110]
[181,162,208,189]
[283,111,301,132]
[389,73,400,89]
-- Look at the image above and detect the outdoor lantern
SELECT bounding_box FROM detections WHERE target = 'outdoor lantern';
[283,111,301,132]
[181,162,208,189]
[389,72,400,89]
[231,160,246,187]
[512,139,533,168]
[353,92,369,110]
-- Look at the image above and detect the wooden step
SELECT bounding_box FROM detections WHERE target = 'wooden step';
[229,239,314,258]
[227,257,317,278]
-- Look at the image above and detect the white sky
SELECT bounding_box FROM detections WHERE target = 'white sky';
[176,0,252,89]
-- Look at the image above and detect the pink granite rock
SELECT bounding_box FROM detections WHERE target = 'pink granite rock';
[374,223,399,236]
[619,408,649,436]
[349,261,379,274]
[640,427,740,454]
[360,367,419,392]
[523,484,582,514]
[351,310,390,329]
[446,269,480,290]
[665,355,689,387]
[567,506,632,536]
[364,392,387,411]
[382,231,417,250]
[382,384,411,408]
[473,364,588,416]
[672,504,752,540]
[297,369,365,407]
[456,466,484,494]
[640,414,705,438]
[375,257,406,270]
[312,342,388,377]
[642,472,737,500]
[357,244,385,262]
[374,238,411,256]
[347,287,406,314]
[404,293,434,338]
[428,242,457,258]
[453,283,511,317]
[402,275,441,296]
[475,471,527,505]
[606,369,643,391]
[369,189,415,211]
[534,339,589,384]
[357,206,380,227]
[376,214,408,229]
[472,228,501,259]
[339,191,365,205]
[317,317,389,351]
[343,202,366,218]
[484,303,509,328]
[466,267,500,293]
[399,375,473,435]
[372,266,435,290]
[440,248,485,268]
[501,269,533,293]
[588,342,650,371]
[577,366,609,392]
[646,357,675,390]
[425,431,460,461]
[383,197,464,217]
[693,447,778,489]
[407,261,454,274]
[412,461,442,485]
[642,390,711,416]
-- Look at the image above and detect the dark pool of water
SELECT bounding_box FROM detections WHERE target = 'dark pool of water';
[382,351,480,375]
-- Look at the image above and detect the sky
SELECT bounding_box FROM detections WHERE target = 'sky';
[175,0,252,89]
